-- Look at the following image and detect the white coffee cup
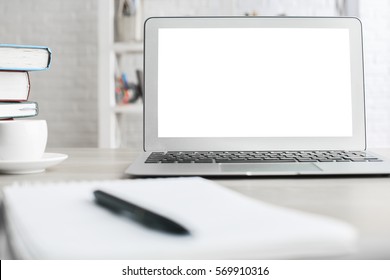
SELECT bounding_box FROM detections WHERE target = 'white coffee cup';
[0,119,47,161]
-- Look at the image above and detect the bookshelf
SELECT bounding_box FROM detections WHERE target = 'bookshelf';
[98,0,143,148]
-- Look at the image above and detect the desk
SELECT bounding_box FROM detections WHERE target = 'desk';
[1,148,390,259]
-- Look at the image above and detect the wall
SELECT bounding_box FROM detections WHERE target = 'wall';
[359,0,390,147]
[0,0,98,147]
[6,1,390,148]
[143,0,337,17]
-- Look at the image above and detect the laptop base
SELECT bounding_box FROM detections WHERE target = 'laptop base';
[126,151,390,177]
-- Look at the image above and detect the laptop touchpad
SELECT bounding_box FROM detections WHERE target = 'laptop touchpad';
[220,163,321,173]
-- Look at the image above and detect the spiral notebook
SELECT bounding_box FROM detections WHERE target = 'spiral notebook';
[2,177,357,259]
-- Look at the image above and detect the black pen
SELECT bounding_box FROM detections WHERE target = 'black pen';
[93,190,190,235]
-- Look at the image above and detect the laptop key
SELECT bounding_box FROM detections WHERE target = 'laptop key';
[350,159,366,162]
[145,161,160,163]
[194,159,213,163]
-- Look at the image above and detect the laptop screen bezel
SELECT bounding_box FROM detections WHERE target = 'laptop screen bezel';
[143,16,366,152]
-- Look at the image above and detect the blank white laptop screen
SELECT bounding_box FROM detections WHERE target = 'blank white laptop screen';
[157,28,352,138]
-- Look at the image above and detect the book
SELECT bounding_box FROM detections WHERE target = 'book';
[0,44,51,71]
[0,101,38,119]
[0,71,30,101]
[2,177,357,259]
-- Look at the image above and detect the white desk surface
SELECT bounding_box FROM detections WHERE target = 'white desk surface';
[1,148,390,259]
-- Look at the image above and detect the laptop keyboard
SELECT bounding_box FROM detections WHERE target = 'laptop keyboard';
[145,151,383,164]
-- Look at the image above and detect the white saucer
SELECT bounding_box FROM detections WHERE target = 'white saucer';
[0,153,68,174]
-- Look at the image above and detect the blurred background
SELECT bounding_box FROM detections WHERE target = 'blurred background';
[0,0,389,150]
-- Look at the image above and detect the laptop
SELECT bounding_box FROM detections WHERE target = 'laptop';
[126,16,390,176]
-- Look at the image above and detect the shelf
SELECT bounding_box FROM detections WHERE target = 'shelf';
[112,103,143,114]
[112,41,143,53]
[98,0,144,148]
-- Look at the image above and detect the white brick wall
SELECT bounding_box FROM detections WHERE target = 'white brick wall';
[0,0,98,147]
[8,1,390,148]
[359,0,390,147]
[142,0,337,17]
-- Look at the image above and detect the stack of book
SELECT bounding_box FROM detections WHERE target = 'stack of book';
[0,44,51,120]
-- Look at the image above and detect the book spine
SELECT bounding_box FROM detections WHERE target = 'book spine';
[26,71,31,100]
[46,47,52,70]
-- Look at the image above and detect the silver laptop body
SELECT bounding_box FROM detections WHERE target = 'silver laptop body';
[126,16,390,176]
